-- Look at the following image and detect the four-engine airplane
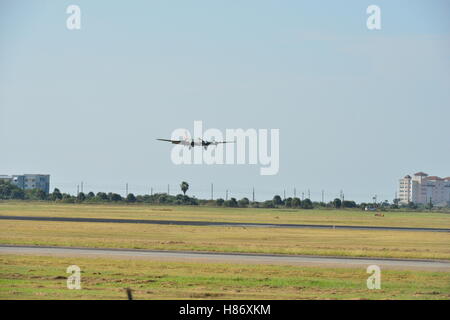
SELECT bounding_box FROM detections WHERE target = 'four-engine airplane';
[157,137,235,150]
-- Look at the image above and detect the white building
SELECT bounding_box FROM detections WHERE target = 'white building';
[399,172,450,206]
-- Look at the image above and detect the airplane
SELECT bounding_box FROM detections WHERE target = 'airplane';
[157,137,235,150]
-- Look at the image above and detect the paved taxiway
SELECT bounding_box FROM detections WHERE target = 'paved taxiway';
[1,215,449,232]
[1,245,449,271]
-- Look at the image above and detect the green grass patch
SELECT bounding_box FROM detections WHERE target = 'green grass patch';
[1,254,449,300]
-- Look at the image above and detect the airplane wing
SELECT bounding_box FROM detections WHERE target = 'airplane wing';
[212,140,236,145]
[157,139,182,144]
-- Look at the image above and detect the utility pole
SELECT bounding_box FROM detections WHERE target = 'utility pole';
[81,182,83,193]
[294,187,296,198]
[77,185,79,196]
[321,190,324,204]
[302,192,304,201]
[308,189,310,200]
[126,183,128,197]
[252,187,255,202]
[167,184,170,195]
[283,189,286,200]
[211,183,214,200]
[226,189,228,201]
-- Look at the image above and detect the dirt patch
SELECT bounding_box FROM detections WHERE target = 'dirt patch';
[190,292,224,298]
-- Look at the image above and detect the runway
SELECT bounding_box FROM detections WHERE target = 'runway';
[1,245,449,271]
[1,215,449,232]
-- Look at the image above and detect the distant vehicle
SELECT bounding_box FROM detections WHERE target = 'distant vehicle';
[157,137,235,150]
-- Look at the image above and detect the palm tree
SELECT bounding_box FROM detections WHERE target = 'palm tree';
[180,181,189,195]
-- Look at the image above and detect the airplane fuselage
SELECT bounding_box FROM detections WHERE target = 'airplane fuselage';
[157,137,233,150]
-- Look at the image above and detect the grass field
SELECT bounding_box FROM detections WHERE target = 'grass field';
[1,201,449,228]
[1,254,449,300]
[1,220,450,260]
[1,202,450,260]
[1,202,449,300]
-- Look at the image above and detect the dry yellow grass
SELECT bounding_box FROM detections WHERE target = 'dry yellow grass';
[1,220,449,260]
[1,201,450,228]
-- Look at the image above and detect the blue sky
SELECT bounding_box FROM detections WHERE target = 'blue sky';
[1,1,449,202]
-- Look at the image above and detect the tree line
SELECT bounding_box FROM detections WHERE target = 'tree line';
[0,180,355,209]
[1,180,441,210]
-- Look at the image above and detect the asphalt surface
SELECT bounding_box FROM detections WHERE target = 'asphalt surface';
[1,215,449,232]
[1,245,449,270]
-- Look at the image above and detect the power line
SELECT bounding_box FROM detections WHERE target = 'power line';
[53,182,392,203]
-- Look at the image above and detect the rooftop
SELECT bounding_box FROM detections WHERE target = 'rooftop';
[425,176,443,181]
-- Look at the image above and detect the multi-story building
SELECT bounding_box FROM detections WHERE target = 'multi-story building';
[0,175,13,183]
[399,172,450,206]
[0,174,50,194]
